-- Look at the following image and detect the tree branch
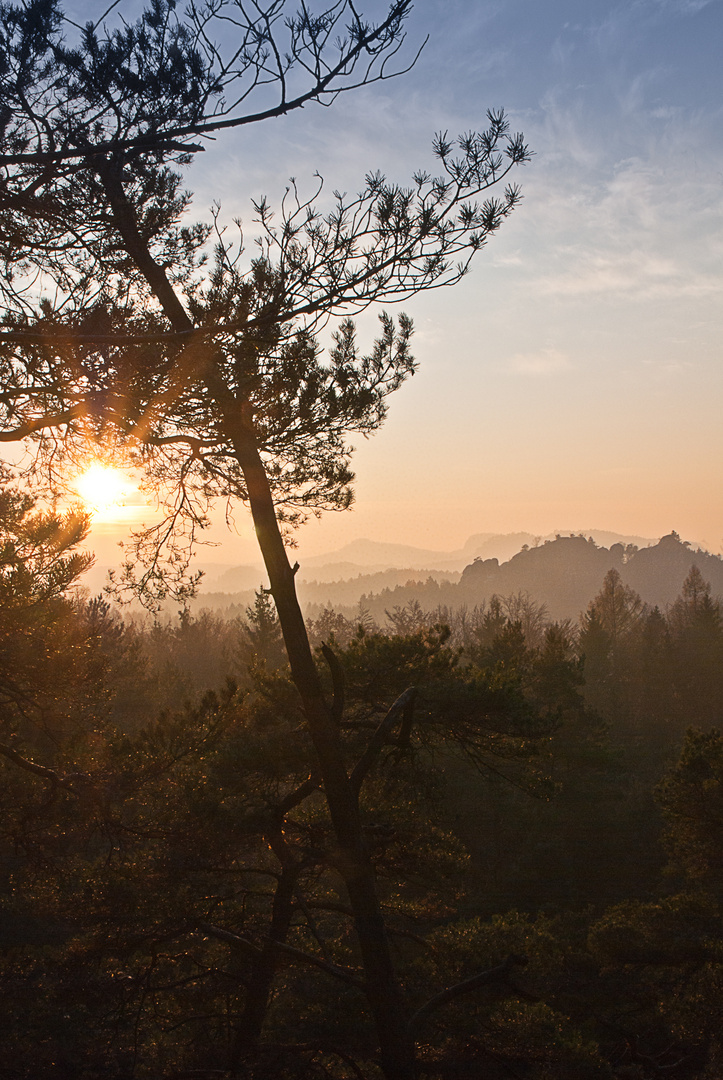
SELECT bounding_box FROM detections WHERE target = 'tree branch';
[0,742,95,799]
[0,741,64,785]
[196,923,262,957]
[197,923,364,989]
[0,404,86,441]
[0,2,417,168]
[349,687,416,799]
[267,937,365,990]
[407,953,530,1035]
[276,773,322,816]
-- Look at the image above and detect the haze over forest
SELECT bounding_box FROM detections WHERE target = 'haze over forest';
[3,0,723,1077]
[118,529,719,626]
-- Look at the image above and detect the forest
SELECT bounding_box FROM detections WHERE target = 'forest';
[1,0,721,1077]
[2,477,723,1079]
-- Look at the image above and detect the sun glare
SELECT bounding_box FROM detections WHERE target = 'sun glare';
[74,463,130,517]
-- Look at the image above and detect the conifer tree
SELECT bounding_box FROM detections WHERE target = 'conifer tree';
[0,3,530,1073]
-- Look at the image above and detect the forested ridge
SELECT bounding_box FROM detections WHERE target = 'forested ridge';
[3,481,723,1079]
[186,531,723,627]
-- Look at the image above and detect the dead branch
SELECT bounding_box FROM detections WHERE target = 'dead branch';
[197,922,364,989]
[349,687,416,798]
[407,953,530,1035]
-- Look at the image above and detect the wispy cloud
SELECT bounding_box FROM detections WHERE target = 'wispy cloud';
[653,0,718,14]
[586,0,718,57]
[535,248,722,300]
[507,348,572,375]
[506,88,723,301]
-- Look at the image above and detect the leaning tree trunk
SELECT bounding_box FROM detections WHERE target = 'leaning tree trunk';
[98,172,417,1077]
[212,387,418,1080]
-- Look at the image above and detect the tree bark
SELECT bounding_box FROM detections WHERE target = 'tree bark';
[95,169,417,1077]
[212,387,417,1080]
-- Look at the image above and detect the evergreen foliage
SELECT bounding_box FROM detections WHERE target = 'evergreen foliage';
[2,2,723,1076]
[3,484,723,1075]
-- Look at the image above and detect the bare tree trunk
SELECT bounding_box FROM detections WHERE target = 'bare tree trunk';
[213,390,417,1080]
[96,171,416,1076]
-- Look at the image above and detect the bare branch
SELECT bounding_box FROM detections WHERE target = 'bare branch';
[197,922,365,988]
[196,923,263,957]
[407,954,530,1035]
[0,404,86,442]
[349,687,416,798]
[267,936,366,989]
[0,741,96,800]
[276,772,322,816]
[0,1,417,168]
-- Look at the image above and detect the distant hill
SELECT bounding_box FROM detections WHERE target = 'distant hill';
[623,533,723,606]
[142,531,721,626]
[448,533,723,621]
[293,530,656,577]
[204,564,266,593]
[299,537,482,573]
[297,568,460,609]
[318,533,723,625]
[458,536,614,620]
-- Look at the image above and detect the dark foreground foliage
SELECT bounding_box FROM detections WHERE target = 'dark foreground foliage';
[2,482,723,1079]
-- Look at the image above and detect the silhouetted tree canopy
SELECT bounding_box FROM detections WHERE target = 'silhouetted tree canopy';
[1,0,529,595]
[0,3,533,1076]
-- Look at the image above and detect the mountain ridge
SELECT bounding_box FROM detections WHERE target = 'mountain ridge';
[293,529,658,577]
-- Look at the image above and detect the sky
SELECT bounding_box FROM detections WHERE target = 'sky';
[65,0,723,565]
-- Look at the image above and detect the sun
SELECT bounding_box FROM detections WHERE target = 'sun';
[74,463,131,516]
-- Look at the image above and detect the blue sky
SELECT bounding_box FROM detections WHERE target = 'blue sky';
[73,0,723,562]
